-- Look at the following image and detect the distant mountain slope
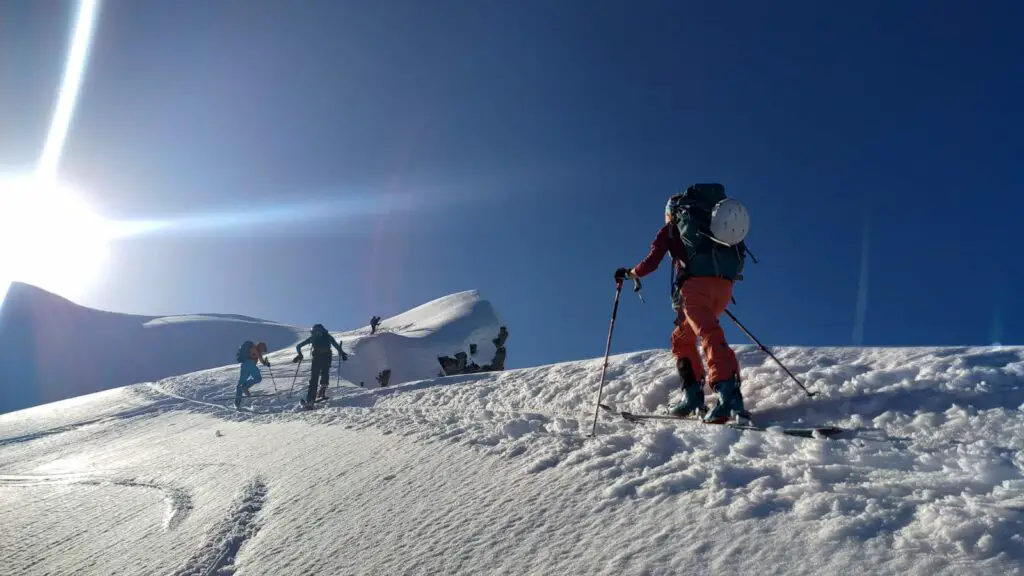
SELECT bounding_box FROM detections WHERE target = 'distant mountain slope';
[0,282,302,413]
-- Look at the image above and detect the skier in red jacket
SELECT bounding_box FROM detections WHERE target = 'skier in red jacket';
[616,184,751,424]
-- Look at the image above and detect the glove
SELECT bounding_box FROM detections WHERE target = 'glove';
[341,353,349,362]
[614,267,634,282]
[260,358,271,367]
[292,353,303,363]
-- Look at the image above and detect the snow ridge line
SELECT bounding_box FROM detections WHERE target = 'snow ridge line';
[173,476,269,576]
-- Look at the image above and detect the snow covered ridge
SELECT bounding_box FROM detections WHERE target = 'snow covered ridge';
[147,344,1024,570]
[0,282,303,413]
[3,284,1024,573]
[326,289,508,389]
[2,344,1024,574]
[156,289,506,400]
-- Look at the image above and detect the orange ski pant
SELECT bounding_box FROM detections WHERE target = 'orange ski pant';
[671,276,739,388]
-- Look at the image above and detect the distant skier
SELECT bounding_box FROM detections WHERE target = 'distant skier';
[235,341,270,408]
[492,326,508,348]
[369,315,381,335]
[292,324,347,407]
[616,183,751,424]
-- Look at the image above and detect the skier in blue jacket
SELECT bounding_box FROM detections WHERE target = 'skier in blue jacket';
[293,324,347,406]
[235,341,270,408]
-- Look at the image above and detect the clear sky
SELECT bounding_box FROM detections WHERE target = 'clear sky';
[2,0,1022,370]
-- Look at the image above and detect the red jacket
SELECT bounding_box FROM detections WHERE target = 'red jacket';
[633,223,689,278]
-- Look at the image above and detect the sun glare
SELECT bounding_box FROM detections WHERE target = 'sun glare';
[0,176,113,300]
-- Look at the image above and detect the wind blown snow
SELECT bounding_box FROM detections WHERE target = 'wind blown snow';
[2,289,1023,575]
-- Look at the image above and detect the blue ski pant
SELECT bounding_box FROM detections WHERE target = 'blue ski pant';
[235,360,263,403]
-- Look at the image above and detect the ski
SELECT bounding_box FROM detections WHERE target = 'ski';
[210,392,278,402]
[600,404,843,439]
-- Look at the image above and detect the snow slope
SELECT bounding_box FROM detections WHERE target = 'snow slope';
[330,289,505,389]
[149,289,505,404]
[0,282,302,413]
[2,292,1024,574]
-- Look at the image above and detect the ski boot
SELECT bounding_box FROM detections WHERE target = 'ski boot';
[703,376,750,424]
[316,385,329,402]
[668,358,705,417]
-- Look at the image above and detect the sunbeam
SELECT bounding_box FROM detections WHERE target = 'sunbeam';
[119,190,425,238]
[37,0,101,178]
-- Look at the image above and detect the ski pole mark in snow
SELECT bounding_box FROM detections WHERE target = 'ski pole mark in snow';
[0,473,194,530]
[173,476,268,576]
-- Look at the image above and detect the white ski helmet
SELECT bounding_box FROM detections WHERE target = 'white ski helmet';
[709,198,749,246]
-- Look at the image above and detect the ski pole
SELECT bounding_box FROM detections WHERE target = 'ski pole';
[587,279,624,437]
[288,360,302,398]
[266,364,279,394]
[723,308,817,397]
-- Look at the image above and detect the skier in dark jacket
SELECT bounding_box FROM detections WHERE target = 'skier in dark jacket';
[292,324,347,406]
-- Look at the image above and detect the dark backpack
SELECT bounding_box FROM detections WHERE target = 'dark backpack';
[668,183,747,282]
[236,340,254,363]
[310,324,332,354]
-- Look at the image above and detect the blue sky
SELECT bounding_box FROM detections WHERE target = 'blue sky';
[2,0,1022,369]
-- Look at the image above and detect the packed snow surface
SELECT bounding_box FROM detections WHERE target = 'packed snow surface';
[2,290,1023,575]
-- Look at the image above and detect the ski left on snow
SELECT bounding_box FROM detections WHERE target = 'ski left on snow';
[598,404,844,439]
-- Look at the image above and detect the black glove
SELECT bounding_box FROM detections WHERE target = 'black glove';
[261,358,271,367]
[615,267,644,294]
[292,353,303,363]
[341,353,349,362]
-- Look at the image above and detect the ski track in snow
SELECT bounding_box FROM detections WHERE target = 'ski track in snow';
[0,473,193,530]
[3,289,1024,574]
[172,476,268,576]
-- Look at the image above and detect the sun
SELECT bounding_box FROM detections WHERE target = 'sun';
[0,175,114,301]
